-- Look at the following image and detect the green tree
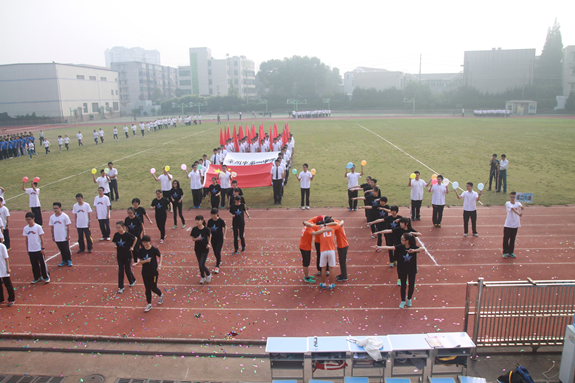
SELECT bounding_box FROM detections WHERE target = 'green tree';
[565,93,575,112]
[174,88,183,98]
[535,18,563,86]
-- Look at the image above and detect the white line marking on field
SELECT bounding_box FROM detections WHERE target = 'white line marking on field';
[6,129,213,202]
[415,237,439,266]
[356,123,483,205]
[46,242,79,262]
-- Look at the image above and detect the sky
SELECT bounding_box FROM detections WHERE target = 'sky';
[1,0,573,76]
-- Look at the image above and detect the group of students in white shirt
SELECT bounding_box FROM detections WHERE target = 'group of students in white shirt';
[291,110,331,118]
[473,109,510,117]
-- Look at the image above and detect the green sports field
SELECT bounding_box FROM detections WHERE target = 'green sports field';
[2,117,574,212]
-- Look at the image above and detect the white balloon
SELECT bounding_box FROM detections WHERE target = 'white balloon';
[442,178,449,186]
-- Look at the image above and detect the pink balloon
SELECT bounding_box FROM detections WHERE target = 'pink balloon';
[181,164,187,171]
[33,177,40,183]
[150,168,156,174]
[23,176,29,182]
[431,178,438,185]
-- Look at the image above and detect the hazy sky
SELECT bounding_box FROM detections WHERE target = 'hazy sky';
[1,0,573,75]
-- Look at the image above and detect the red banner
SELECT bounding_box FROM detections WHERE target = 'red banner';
[203,164,272,188]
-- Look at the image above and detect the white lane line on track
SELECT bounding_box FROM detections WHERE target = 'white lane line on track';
[45,242,79,262]
[356,123,483,205]
[5,128,213,202]
[414,237,439,266]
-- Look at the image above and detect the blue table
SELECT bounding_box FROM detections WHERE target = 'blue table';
[387,334,432,379]
[266,337,308,381]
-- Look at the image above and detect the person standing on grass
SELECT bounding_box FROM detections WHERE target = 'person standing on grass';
[375,233,425,308]
[26,139,35,159]
[297,163,314,210]
[151,190,169,244]
[428,175,448,228]
[94,187,111,241]
[497,154,508,194]
[503,191,524,258]
[113,127,118,141]
[93,130,99,145]
[22,180,42,226]
[170,180,185,229]
[93,169,111,200]
[219,164,233,208]
[140,123,145,137]
[191,215,211,284]
[23,211,49,284]
[99,128,104,143]
[43,138,51,155]
[112,221,137,294]
[57,136,63,153]
[72,193,92,254]
[488,154,499,191]
[185,163,203,209]
[49,202,73,267]
[0,198,11,250]
[107,162,119,202]
[207,208,226,274]
[311,218,338,290]
[208,177,222,209]
[0,241,15,306]
[76,131,83,146]
[133,235,163,312]
[131,124,137,136]
[408,171,429,221]
[64,135,70,151]
[230,195,250,254]
[39,130,45,146]
[123,125,129,139]
[454,182,482,237]
[345,163,363,211]
[124,207,144,262]
[152,168,173,212]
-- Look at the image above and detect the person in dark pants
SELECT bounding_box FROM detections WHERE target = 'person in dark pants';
[297,164,314,210]
[230,195,250,254]
[345,164,363,211]
[333,220,349,282]
[0,242,15,306]
[497,154,508,193]
[208,177,221,209]
[23,211,50,284]
[72,193,92,253]
[107,162,119,202]
[488,154,499,191]
[93,187,111,241]
[207,208,226,274]
[49,202,73,267]
[170,180,185,229]
[191,215,211,284]
[502,192,523,258]
[428,175,448,228]
[270,159,284,204]
[454,182,482,237]
[133,235,163,312]
[124,207,144,262]
[23,180,42,226]
[375,233,425,308]
[0,198,11,250]
[408,171,428,221]
[151,190,169,244]
[112,221,137,294]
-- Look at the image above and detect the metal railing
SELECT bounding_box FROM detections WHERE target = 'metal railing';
[464,277,575,356]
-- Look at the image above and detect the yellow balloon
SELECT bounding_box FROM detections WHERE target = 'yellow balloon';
[431,174,437,179]
[310,169,316,175]
[165,166,170,172]
[410,173,416,179]
[361,160,367,166]
[91,168,97,174]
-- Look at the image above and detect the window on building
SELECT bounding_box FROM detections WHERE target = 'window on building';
[234,61,238,66]
[180,80,191,86]
[100,77,107,81]
[115,90,118,95]
[234,70,238,75]
[208,60,211,66]
[227,70,231,76]
[83,103,88,113]
[77,75,85,80]
[228,80,232,86]
[182,89,191,95]
[180,70,190,77]
[89,76,97,81]
[234,79,238,85]
[208,69,212,75]
[115,78,118,82]
[111,90,114,95]
[209,88,213,95]
[113,102,119,111]
[92,102,99,112]
[209,79,212,85]
[105,102,109,109]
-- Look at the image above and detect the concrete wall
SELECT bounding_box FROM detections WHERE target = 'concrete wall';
[353,71,404,91]
[189,47,211,96]
[562,46,575,97]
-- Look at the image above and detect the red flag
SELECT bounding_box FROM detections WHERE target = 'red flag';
[259,125,265,143]
[269,126,273,143]
[233,125,238,152]
[285,123,290,139]
[273,123,278,139]
[282,127,287,146]
[225,126,230,142]
[203,164,272,188]
[251,125,256,139]
[219,127,224,146]
[239,125,244,140]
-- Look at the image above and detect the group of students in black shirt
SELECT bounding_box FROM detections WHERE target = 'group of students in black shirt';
[351,176,424,309]
[110,188,250,311]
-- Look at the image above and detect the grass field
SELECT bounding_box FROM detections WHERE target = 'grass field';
[2,117,574,212]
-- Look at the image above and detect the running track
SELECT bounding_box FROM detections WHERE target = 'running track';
[1,205,574,342]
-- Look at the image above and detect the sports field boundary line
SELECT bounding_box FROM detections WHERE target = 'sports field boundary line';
[9,281,470,287]
[5,128,214,202]
[45,242,78,262]
[356,123,482,204]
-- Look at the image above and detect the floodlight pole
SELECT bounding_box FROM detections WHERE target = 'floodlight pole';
[287,99,307,118]
[259,99,269,115]
[403,98,415,114]
[322,98,331,110]
[69,108,74,124]
[190,101,208,115]
[172,102,189,116]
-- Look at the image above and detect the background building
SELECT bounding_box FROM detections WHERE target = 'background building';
[463,48,536,94]
[111,62,178,113]
[562,45,575,97]
[186,47,256,98]
[0,63,120,121]
[404,73,463,93]
[105,46,161,68]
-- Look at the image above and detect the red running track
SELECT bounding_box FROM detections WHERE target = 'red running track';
[1,205,574,341]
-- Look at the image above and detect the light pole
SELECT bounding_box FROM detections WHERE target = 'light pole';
[255,99,269,116]
[322,98,331,111]
[403,98,415,115]
[172,102,192,116]
[287,99,307,118]
[190,101,208,115]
